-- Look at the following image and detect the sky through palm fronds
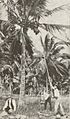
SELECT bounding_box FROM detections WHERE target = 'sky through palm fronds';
[28,0,70,54]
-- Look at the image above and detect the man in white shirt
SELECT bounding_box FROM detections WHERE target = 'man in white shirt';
[50,83,64,116]
[0,95,16,118]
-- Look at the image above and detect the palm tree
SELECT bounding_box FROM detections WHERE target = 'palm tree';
[29,35,69,93]
[0,0,47,106]
[36,35,69,92]
[0,0,70,105]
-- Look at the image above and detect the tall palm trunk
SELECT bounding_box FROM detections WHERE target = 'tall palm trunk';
[18,28,25,106]
[45,60,51,92]
[46,61,53,97]
[69,85,70,112]
[18,0,26,107]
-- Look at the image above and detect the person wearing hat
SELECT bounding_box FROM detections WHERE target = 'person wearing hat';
[50,81,64,116]
[0,95,16,118]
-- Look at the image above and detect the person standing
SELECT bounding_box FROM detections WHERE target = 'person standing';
[50,82,64,116]
[43,87,52,111]
[0,95,16,118]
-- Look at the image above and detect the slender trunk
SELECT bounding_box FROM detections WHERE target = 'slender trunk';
[18,28,25,107]
[46,76,48,93]
[9,82,12,95]
[69,85,70,112]
[45,60,51,93]
[18,0,26,107]
[0,76,2,95]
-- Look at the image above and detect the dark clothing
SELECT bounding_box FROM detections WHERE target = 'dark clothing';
[44,96,52,111]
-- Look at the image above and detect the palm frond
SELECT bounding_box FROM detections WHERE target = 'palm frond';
[25,34,33,58]
[60,53,70,59]
[56,62,68,70]
[27,0,46,17]
[45,3,70,16]
[50,41,65,52]
[44,34,52,51]
[1,0,22,22]
[39,23,70,45]
[10,39,22,56]
[49,37,54,49]
[29,57,41,68]
[48,59,62,76]
[44,24,69,33]
[52,46,64,55]
[55,62,69,76]
[50,53,61,61]
[49,59,68,77]
[40,36,46,51]
[50,33,70,46]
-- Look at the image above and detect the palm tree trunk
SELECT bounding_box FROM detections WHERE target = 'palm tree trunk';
[0,76,2,95]
[69,85,70,112]
[9,82,12,95]
[18,0,27,107]
[46,76,48,93]
[18,28,25,107]
[45,60,51,92]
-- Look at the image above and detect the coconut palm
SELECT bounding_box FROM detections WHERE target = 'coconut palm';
[44,36,68,89]
[0,0,47,106]
[28,35,69,93]
[0,0,70,105]
[31,35,69,92]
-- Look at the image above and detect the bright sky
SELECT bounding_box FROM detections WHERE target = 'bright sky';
[28,0,70,54]
[46,0,70,10]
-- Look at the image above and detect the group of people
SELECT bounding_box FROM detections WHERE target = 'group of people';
[42,81,65,117]
[0,81,65,118]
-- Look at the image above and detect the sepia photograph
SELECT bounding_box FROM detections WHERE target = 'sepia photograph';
[0,0,70,119]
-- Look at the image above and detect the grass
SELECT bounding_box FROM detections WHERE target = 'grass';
[16,95,70,119]
[0,95,70,119]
